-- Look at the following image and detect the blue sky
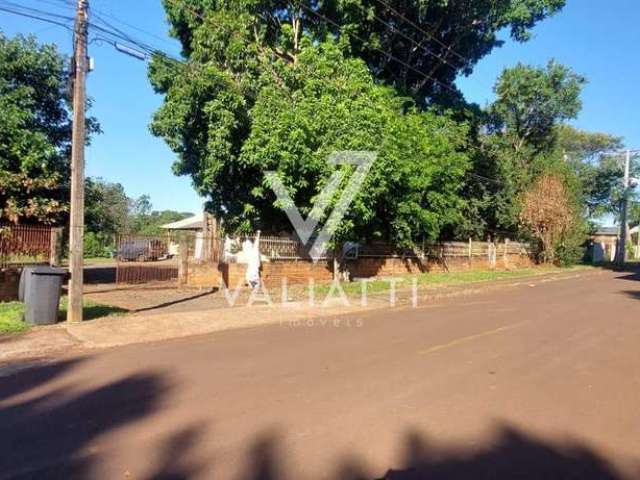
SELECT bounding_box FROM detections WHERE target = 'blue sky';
[2,0,639,214]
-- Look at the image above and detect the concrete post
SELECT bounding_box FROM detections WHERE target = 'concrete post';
[178,236,189,286]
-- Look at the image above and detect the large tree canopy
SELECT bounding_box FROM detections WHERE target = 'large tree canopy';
[151,0,565,245]
[160,0,565,103]
[0,32,99,224]
[466,61,586,237]
[152,40,469,245]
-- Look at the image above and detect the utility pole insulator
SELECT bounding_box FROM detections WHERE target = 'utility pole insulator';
[67,0,89,322]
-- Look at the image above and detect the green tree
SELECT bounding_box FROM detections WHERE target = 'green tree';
[556,125,635,221]
[0,32,99,224]
[83,177,131,256]
[160,0,565,103]
[153,40,469,246]
[85,177,130,235]
[150,0,567,245]
[471,61,586,236]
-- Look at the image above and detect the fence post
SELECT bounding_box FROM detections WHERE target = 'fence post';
[468,238,472,268]
[488,239,496,270]
[178,235,189,286]
[504,238,510,269]
[49,227,62,266]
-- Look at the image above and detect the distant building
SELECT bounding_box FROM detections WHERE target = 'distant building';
[161,213,205,258]
[160,213,205,232]
[590,227,618,263]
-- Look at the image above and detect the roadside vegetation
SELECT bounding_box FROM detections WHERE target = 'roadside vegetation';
[310,265,592,298]
[0,298,127,336]
[2,1,639,268]
[0,302,30,335]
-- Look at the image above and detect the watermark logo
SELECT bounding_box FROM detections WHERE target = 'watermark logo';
[266,151,376,260]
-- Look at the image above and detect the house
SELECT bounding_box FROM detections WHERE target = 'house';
[160,213,205,232]
[630,226,640,259]
[590,227,618,263]
[161,213,205,258]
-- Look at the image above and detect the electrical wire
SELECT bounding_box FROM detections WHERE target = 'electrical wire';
[297,2,457,94]
[0,4,74,32]
[347,1,461,72]
[369,0,468,64]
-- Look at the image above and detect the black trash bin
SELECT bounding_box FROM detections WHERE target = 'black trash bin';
[20,266,67,325]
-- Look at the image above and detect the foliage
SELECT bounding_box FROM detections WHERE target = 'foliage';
[85,178,130,235]
[151,0,567,246]
[83,231,113,258]
[0,32,99,224]
[520,173,575,263]
[489,61,585,154]
[128,194,193,235]
[468,61,586,239]
[556,125,629,220]
[159,0,565,105]
[152,40,469,246]
[0,302,29,335]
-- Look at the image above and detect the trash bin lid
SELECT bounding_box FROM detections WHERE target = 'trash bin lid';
[30,266,68,276]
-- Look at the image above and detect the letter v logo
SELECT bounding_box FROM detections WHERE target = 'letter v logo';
[266,151,376,261]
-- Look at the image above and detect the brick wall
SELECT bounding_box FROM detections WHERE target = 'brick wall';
[214,252,534,288]
[0,269,20,301]
[220,260,334,288]
[187,262,222,288]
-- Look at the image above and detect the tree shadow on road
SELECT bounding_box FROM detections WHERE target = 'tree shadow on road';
[1,360,636,479]
[0,358,172,479]
[239,424,635,480]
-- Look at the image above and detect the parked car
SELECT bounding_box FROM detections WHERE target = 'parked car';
[116,238,167,262]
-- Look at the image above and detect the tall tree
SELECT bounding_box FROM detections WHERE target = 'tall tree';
[160,0,565,103]
[85,178,130,235]
[0,32,99,224]
[520,173,574,262]
[556,125,633,221]
[470,61,585,236]
[152,40,469,246]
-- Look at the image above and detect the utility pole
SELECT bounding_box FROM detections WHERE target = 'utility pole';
[615,150,632,266]
[67,0,89,322]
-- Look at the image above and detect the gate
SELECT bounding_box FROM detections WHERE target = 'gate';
[115,231,223,286]
[115,233,180,285]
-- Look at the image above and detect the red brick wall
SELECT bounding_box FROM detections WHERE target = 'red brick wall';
[215,252,534,288]
[0,269,20,301]
[220,260,333,288]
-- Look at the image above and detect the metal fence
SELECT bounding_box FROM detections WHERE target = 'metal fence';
[224,235,533,262]
[115,233,179,285]
[115,231,224,285]
[0,224,53,268]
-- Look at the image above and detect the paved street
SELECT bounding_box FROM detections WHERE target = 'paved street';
[1,268,639,479]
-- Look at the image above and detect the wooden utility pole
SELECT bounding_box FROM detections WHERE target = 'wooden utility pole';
[67,0,89,322]
[615,150,631,266]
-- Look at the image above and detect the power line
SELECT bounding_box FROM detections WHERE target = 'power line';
[297,3,457,94]
[0,4,74,31]
[348,1,460,72]
[369,0,468,64]
[90,8,178,51]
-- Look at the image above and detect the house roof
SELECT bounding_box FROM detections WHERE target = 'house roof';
[161,213,204,230]
[594,226,619,236]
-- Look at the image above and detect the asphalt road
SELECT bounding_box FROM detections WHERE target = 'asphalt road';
[1,268,640,479]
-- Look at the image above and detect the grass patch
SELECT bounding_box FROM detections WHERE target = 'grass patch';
[0,302,29,335]
[0,297,127,336]
[59,296,128,321]
[311,265,592,297]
